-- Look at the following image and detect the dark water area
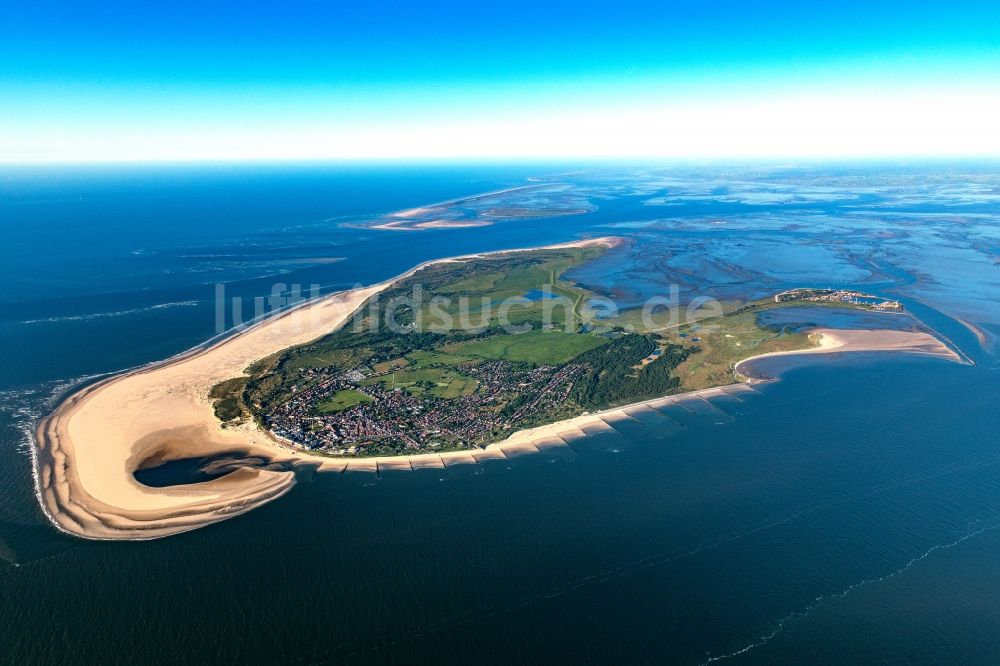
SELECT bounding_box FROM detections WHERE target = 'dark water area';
[755,306,925,333]
[522,288,562,301]
[132,456,229,487]
[3,163,1000,664]
[5,356,1000,665]
[132,451,278,487]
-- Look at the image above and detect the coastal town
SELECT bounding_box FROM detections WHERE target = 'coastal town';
[773,288,903,311]
[260,358,587,456]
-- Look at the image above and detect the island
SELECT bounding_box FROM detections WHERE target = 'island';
[32,237,963,540]
[369,184,591,230]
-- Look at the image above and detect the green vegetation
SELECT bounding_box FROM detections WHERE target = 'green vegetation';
[209,377,248,423]
[360,367,479,398]
[438,271,503,293]
[372,357,408,374]
[441,329,607,365]
[245,351,284,376]
[404,349,479,367]
[294,347,372,371]
[409,248,597,331]
[317,389,374,413]
[213,398,243,422]
[665,301,814,390]
[571,335,690,409]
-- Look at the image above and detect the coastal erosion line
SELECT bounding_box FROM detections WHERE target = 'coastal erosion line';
[31,243,962,541]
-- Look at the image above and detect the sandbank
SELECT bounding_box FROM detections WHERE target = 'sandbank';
[734,328,962,379]
[414,219,493,229]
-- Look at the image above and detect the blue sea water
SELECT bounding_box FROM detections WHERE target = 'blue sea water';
[755,306,926,333]
[2,163,1000,664]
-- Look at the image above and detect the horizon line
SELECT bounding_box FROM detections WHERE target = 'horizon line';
[4,154,1000,168]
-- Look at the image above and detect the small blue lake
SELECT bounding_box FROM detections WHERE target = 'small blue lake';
[522,288,561,301]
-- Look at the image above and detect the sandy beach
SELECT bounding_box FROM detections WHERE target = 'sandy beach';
[31,238,616,540]
[414,219,493,229]
[372,185,551,230]
[390,206,441,219]
[33,243,963,541]
[734,328,963,379]
[372,218,493,231]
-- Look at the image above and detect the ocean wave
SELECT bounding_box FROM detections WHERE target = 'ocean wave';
[2,370,119,460]
[18,300,200,325]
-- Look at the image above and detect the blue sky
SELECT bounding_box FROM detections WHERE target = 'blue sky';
[3,0,1000,161]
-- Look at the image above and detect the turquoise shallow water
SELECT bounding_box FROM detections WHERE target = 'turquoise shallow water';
[2,164,1000,664]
